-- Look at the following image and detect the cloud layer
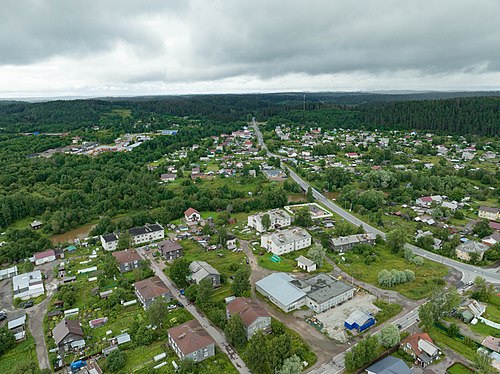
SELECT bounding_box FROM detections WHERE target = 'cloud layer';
[1,0,500,97]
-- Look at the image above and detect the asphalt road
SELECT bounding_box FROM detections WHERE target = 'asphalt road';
[252,118,500,286]
[137,247,251,374]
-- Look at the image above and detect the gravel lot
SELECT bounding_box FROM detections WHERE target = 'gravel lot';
[316,292,380,343]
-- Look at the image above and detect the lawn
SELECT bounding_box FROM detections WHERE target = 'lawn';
[469,321,500,338]
[333,244,449,300]
[484,304,500,323]
[0,331,39,374]
[373,299,403,324]
[429,328,476,361]
[257,247,334,274]
[446,362,476,374]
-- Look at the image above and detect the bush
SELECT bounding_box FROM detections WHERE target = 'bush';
[378,269,415,287]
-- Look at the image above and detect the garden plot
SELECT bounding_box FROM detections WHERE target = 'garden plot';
[315,292,379,343]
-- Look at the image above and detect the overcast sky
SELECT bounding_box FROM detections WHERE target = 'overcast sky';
[1,0,500,98]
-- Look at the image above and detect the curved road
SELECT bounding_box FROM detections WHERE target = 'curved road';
[252,118,500,286]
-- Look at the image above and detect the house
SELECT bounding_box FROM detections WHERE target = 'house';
[459,309,475,323]
[262,169,287,181]
[160,173,176,182]
[34,249,56,266]
[261,227,311,255]
[247,209,292,233]
[482,336,500,353]
[401,333,440,367]
[441,201,458,212]
[482,232,500,247]
[168,320,215,362]
[158,239,183,261]
[129,223,164,245]
[189,261,220,287]
[0,265,18,280]
[100,233,119,251]
[296,255,316,272]
[226,235,237,250]
[184,208,201,223]
[479,206,500,221]
[52,319,85,352]
[12,270,44,300]
[345,152,359,159]
[89,317,108,329]
[455,240,489,261]
[256,272,354,313]
[112,249,142,273]
[226,298,271,339]
[365,356,412,374]
[415,196,442,207]
[8,312,27,341]
[344,310,376,332]
[330,233,376,252]
[30,220,43,230]
[134,276,171,309]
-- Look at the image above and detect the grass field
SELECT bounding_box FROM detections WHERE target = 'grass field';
[446,362,475,374]
[0,331,39,374]
[257,247,334,274]
[429,328,476,362]
[333,244,448,300]
[373,300,403,324]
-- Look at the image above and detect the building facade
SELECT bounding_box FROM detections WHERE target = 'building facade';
[247,209,292,233]
[260,227,311,255]
[168,320,215,362]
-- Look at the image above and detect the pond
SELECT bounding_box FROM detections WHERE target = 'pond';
[51,223,96,245]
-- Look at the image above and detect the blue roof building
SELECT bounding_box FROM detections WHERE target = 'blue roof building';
[344,309,376,332]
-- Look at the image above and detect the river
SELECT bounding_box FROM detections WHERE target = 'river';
[51,223,96,245]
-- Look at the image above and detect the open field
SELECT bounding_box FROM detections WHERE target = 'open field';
[332,244,449,299]
[257,247,334,273]
[0,331,39,374]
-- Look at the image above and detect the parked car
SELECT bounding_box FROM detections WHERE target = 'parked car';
[176,301,184,308]
[0,311,6,321]
[21,301,34,309]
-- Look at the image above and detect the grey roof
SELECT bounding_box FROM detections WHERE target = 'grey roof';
[304,274,354,304]
[296,255,315,267]
[345,309,373,326]
[128,223,164,237]
[330,233,376,248]
[366,356,412,374]
[189,261,220,283]
[256,273,306,307]
[8,313,26,330]
[457,241,489,254]
[101,233,118,243]
[264,228,311,246]
[480,206,500,214]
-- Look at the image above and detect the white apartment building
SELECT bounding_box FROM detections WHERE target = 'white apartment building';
[261,227,311,255]
[247,209,292,233]
[12,270,45,300]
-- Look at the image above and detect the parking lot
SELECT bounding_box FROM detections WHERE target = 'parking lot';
[315,292,380,343]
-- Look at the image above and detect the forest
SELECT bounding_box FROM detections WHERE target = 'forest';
[1,93,499,135]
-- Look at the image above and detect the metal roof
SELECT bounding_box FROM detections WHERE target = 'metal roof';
[256,273,306,307]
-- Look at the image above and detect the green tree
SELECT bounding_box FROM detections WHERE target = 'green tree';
[0,326,15,356]
[387,228,406,254]
[418,303,435,332]
[473,220,493,238]
[178,359,197,374]
[147,298,169,327]
[473,349,496,374]
[294,207,313,227]
[276,354,302,374]
[307,243,326,268]
[224,314,247,348]
[231,268,251,297]
[245,332,270,374]
[106,350,127,372]
[169,258,191,288]
[447,323,460,338]
[184,283,198,302]
[117,230,132,250]
[196,277,214,307]
[261,213,271,231]
[270,333,292,371]
[379,324,400,347]
[357,189,385,211]
[306,187,314,202]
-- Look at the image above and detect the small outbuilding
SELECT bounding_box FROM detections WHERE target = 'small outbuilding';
[295,255,316,272]
[344,309,376,332]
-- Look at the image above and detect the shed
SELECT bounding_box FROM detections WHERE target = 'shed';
[344,309,376,332]
[460,309,475,323]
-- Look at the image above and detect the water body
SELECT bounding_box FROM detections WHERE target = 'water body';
[51,223,96,245]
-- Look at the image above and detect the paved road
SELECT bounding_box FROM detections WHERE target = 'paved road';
[252,118,500,286]
[137,248,251,374]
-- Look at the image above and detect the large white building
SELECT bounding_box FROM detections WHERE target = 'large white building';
[261,227,311,255]
[100,223,164,251]
[247,209,291,233]
[256,272,354,313]
[12,270,45,300]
